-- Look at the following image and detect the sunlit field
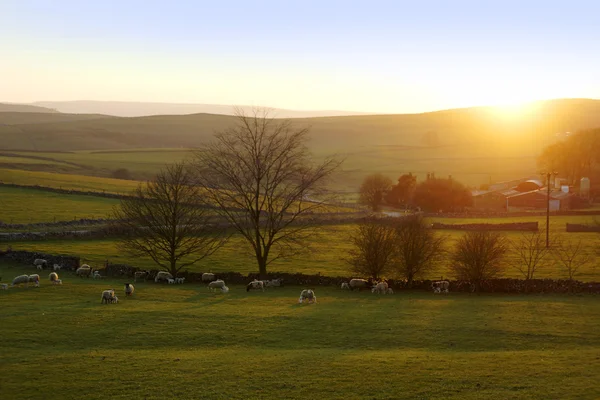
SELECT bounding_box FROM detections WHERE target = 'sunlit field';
[1,262,599,400]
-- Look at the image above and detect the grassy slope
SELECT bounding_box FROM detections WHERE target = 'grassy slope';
[0,186,119,223]
[1,262,599,400]
[0,103,58,113]
[7,218,600,280]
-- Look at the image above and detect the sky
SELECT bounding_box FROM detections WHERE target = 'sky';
[1,0,599,113]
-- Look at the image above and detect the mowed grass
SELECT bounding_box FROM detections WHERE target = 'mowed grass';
[1,262,599,400]
[7,220,600,280]
[0,186,119,223]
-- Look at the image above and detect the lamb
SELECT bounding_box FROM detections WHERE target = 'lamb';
[53,264,62,271]
[202,272,216,283]
[221,286,230,293]
[134,271,148,283]
[28,274,40,287]
[167,278,175,284]
[265,278,283,287]
[208,279,226,291]
[341,282,350,290]
[298,289,317,304]
[11,274,30,287]
[76,265,92,278]
[175,277,185,284]
[49,272,59,283]
[246,279,265,292]
[124,283,135,296]
[432,280,450,294]
[111,295,119,304]
[371,281,389,294]
[1,283,8,290]
[101,289,115,304]
[92,271,102,279]
[386,288,394,294]
[154,271,173,283]
[349,278,372,291]
[33,259,47,270]
[55,279,63,285]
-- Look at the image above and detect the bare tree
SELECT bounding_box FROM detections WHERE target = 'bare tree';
[192,108,341,276]
[394,215,446,285]
[509,231,553,280]
[110,163,226,277]
[347,220,397,279]
[450,231,508,291]
[359,173,393,212]
[552,238,592,282]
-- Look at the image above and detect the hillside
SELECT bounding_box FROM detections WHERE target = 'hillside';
[0,103,59,113]
[33,100,371,118]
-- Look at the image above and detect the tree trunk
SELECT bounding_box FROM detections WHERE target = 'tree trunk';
[258,257,268,279]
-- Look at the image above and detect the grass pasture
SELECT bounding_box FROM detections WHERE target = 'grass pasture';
[0,186,119,224]
[1,262,599,399]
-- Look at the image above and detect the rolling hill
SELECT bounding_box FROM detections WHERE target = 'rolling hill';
[0,103,59,114]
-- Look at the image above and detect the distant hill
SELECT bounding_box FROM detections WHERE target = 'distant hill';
[32,100,371,118]
[0,103,59,114]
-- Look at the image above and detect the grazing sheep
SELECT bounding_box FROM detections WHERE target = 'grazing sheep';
[246,279,265,292]
[49,272,59,282]
[432,280,450,294]
[265,278,283,287]
[111,295,119,304]
[28,274,40,287]
[221,286,230,293]
[175,277,185,284]
[76,265,92,278]
[386,288,394,294]
[1,283,8,290]
[208,279,226,291]
[101,289,115,304]
[33,259,47,270]
[134,271,148,283]
[349,278,371,291]
[92,271,102,279]
[11,274,30,287]
[124,283,135,296]
[55,279,63,285]
[341,282,350,290]
[53,264,62,271]
[298,289,317,304]
[202,273,216,283]
[371,281,389,295]
[155,271,173,283]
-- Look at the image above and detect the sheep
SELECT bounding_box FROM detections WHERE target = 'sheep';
[53,264,62,271]
[202,273,216,283]
[28,274,40,287]
[265,278,283,288]
[349,278,372,291]
[55,279,63,285]
[432,280,450,294]
[101,289,115,304]
[246,279,265,292]
[11,274,30,287]
[33,259,47,270]
[208,279,226,291]
[92,271,102,279]
[298,289,317,304]
[371,281,389,295]
[221,286,230,293]
[76,265,92,278]
[340,282,350,290]
[49,272,59,282]
[155,271,173,283]
[175,277,185,284]
[124,283,134,296]
[134,271,148,283]
[1,283,8,290]
[386,288,394,294]
[111,295,119,304]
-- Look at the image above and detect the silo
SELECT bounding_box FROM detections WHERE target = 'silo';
[580,177,590,197]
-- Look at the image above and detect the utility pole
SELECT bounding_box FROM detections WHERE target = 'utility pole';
[546,172,550,248]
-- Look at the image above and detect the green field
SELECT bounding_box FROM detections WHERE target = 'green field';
[0,186,119,224]
[6,218,600,280]
[1,262,599,400]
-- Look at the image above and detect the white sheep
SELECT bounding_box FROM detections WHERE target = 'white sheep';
[55,279,63,285]
[175,277,185,284]
[221,286,230,293]
[49,272,59,283]
[101,289,115,304]
[11,274,29,287]
[1,283,8,290]
[92,271,102,279]
[134,271,148,283]
[167,278,175,284]
[208,279,226,291]
[124,283,135,296]
[371,281,389,294]
[246,279,265,292]
[28,274,40,287]
[341,282,350,290]
[33,259,47,270]
[202,272,216,283]
[298,289,316,304]
[111,295,119,304]
[386,288,394,294]
[53,264,62,271]
[155,271,173,283]
[76,265,92,278]
[349,278,371,291]
[432,280,450,294]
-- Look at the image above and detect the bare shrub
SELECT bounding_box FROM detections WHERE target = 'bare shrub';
[347,220,397,279]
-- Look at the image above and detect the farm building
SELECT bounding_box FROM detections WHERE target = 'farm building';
[506,189,574,211]
[471,189,519,211]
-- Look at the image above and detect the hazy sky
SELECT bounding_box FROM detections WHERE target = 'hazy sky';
[1,0,599,113]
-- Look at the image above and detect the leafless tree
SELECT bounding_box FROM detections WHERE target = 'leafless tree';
[110,163,226,277]
[450,231,508,291]
[192,108,341,276]
[394,215,446,285]
[347,220,397,279]
[552,237,592,281]
[509,231,553,280]
[359,173,393,212]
